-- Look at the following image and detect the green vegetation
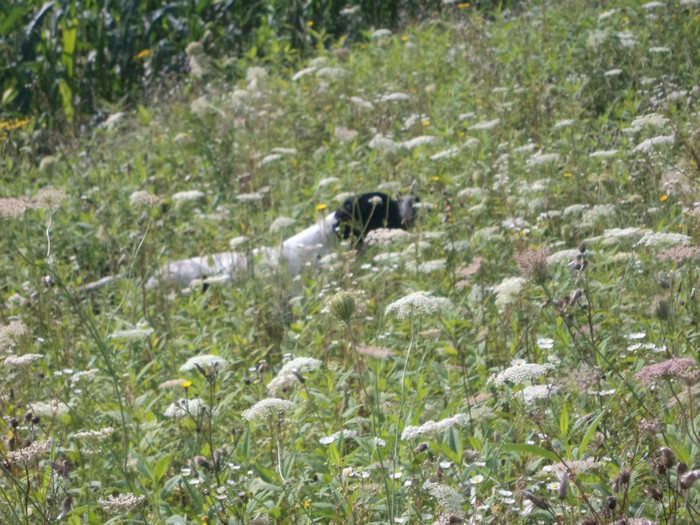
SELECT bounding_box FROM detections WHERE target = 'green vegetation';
[1,0,700,523]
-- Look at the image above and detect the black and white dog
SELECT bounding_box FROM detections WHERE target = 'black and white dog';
[137,192,417,288]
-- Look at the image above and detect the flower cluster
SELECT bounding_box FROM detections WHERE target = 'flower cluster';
[7,439,52,465]
[179,354,228,372]
[493,277,526,307]
[492,362,552,386]
[385,291,454,319]
[242,398,295,421]
[3,353,43,367]
[635,357,698,385]
[401,413,469,440]
[98,493,146,515]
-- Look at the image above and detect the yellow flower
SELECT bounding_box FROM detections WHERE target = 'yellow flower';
[401,35,408,41]
[133,49,151,60]
[432,176,440,181]
[307,21,313,27]
[564,172,573,178]
[182,381,192,388]
[316,204,327,211]
[304,499,311,508]
[660,194,668,202]
[458,2,470,7]
[422,120,430,126]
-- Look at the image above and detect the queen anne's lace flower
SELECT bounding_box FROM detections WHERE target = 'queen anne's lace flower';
[278,357,322,376]
[7,439,52,465]
[492,362,552,386]
[269,217,295,233]
[423,481,465,515]
[242,398,295,421]
[108,328,153,342]
[27,400,71,417]
[401,414,469,440]
[163,398,209,418]
[3,353,43,367]
[180,354,228,371]
[98,493,146,515]
[493,277,526,307]
[636,232,691,247]
[385,291,453,319]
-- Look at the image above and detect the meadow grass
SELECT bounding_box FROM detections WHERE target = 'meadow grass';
[1,0,700,523]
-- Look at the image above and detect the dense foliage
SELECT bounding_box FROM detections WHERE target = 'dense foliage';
[0,0,454,127]
[1,0,700,523]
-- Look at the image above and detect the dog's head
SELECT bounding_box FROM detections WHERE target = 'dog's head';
[334,192,419,242]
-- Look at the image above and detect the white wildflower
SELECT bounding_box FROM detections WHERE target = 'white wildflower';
[563,203,590,215]
[642,1,664,8]
[246,66,267,88]
[379,92,410,102]
[553,119,575,129]
[492,362,552,386]
[604,69,623,77]
[108,328,153,342]
[537,338,554,350]
[317,177,340,188]
[242,398,295,421]
[180,354,228,372]
[229,235,248,249]
[493,277,526,307]
[319,429,358,445]
[469,118,500,131]
[423,481,465,515]
[27,400,70,417]
[260,154,282,166]
[129,191,161,208]
[636,232,691,247]
[547,248,582,265]
[334,126,359,142]
[316,67,346,79]
[350,96,375,110]
[98,493,146,515]
[407,259,446,273]
[172,190,205,203]
[634,134,675,153]
[649,46,671,53]
[163,398,209,418]
[430,146,461,160]
[365,228,413,246]
[278,357,322,376]
[3,353,43,367]
[373,28,392,38]
[385,291,454,319]
[7,439,52,465]
[368,134,398,151]
[73,428,115,442]
[590,149,618,158]
[400,135,439,149]
[598,9,618,21]
[236,192,264,202]
[520,384,558,404]
[401,414,469,440]
[0,320,28,348]
[292,66,316,81]
[527,152,560,166]
[582,204,616,226]
[630,113,669,129]
[615,30,638,47]
[266,374,301,396]
[269,217,295,234]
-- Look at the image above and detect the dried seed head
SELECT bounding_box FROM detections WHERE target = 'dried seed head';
[606,496,618,510]
[677,462,689,475]
[653,461,667,476]
[415,442,429,453]
[194,456,211,469]
[660,447,675,469]
[558,472,569,500]
[521,490,550,510]
[213,448,223,467]
[646,485,663,501]
[619,469,631,484]
[680,470,700,490]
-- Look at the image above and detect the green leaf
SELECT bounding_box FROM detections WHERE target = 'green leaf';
[577,410,605,460]
[58,79,74,124]
[502,443,560,463]
[137,104,151,126]
[160,474,182,498]
[560,405,569,437]
[153,455,171,484]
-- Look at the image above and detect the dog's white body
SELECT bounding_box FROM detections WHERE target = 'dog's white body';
[148,212,338,287]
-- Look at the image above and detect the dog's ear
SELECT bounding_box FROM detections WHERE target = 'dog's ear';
[335,192,406,242]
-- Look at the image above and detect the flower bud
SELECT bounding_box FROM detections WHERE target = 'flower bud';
[327,291,355,323]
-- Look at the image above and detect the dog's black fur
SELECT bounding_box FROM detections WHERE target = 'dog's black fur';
[334,192,413,242]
